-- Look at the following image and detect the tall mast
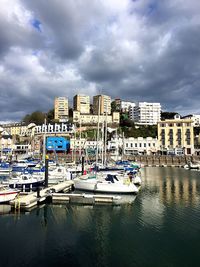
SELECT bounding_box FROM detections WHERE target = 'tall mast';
[95,96,101,166]
[104,102,108,166]
[43,117,47,162]
[79,116,82,158]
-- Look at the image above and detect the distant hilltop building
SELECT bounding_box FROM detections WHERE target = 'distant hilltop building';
[182,114,200,127]
[129,102,161,125]
[54,97,69,122]
[93,95,111,115]
[73,94,90,114]
[121,101,135,112]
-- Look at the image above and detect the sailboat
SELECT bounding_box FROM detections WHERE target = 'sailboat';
[73,172,139,194]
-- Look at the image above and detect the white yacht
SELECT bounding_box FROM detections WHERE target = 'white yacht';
[73,173,139,194]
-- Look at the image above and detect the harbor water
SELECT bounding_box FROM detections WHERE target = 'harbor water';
[0,167,200,267]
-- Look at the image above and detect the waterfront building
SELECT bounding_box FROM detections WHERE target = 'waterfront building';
[93,95,111,115]
[54,97,69,122]
[73,94,90,114]
[107,137,158,155]
[157,114,194,155]
[12,144,31,154]
[0,131,13,155]
[46,137,70,152]
[70,138,103,151]
[130,102,161,125]
[124,137,158,155]
[121,101,135,112]
[73,111,120,125]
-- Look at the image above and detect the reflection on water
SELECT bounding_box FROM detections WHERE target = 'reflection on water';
[0,167,200,267]
[0,204,11,215]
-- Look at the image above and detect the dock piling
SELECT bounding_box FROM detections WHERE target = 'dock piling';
[45,155,49,188]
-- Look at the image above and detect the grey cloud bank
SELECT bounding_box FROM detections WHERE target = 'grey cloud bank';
[0,0,200,121]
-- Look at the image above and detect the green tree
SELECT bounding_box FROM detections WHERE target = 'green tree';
[111,101,117,112]
[161,112,179,120]
[47,109,54,123]
[22,111,45,125]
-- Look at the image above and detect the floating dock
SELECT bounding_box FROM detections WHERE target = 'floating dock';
[52,193,122,205]
[10,180,74,211]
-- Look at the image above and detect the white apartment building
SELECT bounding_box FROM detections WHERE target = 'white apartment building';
[73,94,90,114]
[54,97,69,121]
[124,137,158,155]
[70,138,103,151]
[93,95,111,115]
[182,115,200,126]
[107,137,158,155]
[130,102,161,125]
[121,101,135,112]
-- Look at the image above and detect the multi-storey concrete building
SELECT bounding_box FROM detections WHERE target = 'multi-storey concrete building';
[54,97,69,121]
[121,101,135,112]
[93,95,111,115]
[157,114,194,155]
[73,94,90,114]
[130,102,161,125]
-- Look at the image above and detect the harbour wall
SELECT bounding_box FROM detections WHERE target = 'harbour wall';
[46,153,200,167]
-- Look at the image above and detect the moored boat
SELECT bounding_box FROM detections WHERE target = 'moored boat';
[74,173,139,194]
[0,185,20,203]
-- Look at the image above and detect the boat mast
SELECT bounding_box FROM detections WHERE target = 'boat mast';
[104,102,108,166]
[42,117,47,163]
[101,119,104,165]
[79,117,82,159]
[122,131,125,161]
[95,96,101,167]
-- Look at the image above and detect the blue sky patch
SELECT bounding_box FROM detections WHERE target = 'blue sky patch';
[31,18,42,32]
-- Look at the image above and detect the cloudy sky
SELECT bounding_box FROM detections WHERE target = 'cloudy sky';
[0,0,200,121]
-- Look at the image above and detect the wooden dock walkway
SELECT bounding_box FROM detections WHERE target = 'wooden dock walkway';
[10,180,74,211]
[52,193,122,205]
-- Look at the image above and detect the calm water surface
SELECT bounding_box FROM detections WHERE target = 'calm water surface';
[0,167,200,267]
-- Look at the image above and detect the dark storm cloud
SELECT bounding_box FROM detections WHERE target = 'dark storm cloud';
[0,0,200,121]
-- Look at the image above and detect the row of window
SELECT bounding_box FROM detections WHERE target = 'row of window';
[160,123,191,127]
[126,143,156,148]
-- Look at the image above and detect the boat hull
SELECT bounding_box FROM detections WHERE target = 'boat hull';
[74,179,138,194]
[0,191,19,203]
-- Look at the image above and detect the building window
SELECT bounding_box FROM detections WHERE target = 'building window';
[139,143,142,147]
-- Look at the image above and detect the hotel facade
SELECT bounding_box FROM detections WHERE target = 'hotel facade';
[157,115,194,155]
